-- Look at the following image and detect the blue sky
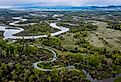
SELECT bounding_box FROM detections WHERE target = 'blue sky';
[0,0,120,8]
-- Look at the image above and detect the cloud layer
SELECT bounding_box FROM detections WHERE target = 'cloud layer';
[0,0,120,6]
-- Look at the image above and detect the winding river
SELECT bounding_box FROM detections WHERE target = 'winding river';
[33,46,57,71]
[0,17,74,71]
[32,46,75,71]
[0,17,69,40]
[0,17,121,82]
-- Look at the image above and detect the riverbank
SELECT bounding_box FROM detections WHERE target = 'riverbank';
[0,17,69,40]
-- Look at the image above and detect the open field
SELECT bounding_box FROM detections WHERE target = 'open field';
[88,21,121,51]
[60,33,80,51]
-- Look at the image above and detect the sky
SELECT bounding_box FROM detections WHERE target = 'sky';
[0,0,121,8]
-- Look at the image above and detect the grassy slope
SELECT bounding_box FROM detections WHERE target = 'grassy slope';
[60,33,80,50]
[87,21,121,51]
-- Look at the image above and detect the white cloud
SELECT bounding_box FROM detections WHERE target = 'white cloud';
[0,0,120,6]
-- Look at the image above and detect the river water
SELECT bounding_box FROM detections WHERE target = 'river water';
[0,17,69,39]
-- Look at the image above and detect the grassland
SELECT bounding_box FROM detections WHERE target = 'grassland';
[60,33,80,51]
[87,21,121,51]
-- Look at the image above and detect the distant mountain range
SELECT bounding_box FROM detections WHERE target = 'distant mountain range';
[10,5,121,11]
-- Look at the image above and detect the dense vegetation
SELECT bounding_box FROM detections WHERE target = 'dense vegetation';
[14,22,60,36]
[0,39,89,82]
[114,77,121,82]
[1,9,121,82]
[37,22,121,80]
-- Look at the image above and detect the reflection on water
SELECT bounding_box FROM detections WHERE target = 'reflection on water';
[0,26,24,39]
